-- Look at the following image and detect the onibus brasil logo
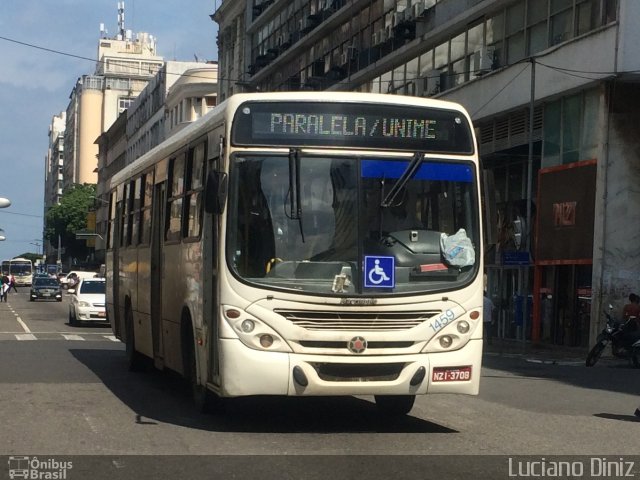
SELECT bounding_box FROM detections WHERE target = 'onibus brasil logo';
[8,456,73,479]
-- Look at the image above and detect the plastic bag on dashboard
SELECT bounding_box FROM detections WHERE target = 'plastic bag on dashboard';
[440,229,475,267]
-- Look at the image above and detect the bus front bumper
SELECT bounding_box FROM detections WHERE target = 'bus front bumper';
[217,338,482,397]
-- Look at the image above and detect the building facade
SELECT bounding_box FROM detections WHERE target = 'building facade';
[43,112,66,259]
[63,30,163,191]
[45,112,66,210]
[94,63,218,263]
[213,0,640,348]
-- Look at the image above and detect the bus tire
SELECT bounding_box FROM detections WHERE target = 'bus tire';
[374,395,416,416]
[125,306,145,372]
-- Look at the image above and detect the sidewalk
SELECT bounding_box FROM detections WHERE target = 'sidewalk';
[484,337,590,365]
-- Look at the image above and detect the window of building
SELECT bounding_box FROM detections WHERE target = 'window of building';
[405,56,418,95]
[562,94,581,164]
[576,0,599,35]
[467,23,484,80]
[527,0,549,55]
[434,41,449,92]
[542,89,600,168]
[253,0,617,94]
[486,12,505,69]
[119,97,134,114]
[506,2,526,64]
[450,32,467,86]
[550,0,574,45]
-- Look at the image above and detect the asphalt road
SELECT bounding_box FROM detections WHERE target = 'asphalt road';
[1,287,639,479]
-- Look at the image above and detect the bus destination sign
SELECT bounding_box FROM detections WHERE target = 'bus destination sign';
[268,113,438,141]
[232,101,474,154]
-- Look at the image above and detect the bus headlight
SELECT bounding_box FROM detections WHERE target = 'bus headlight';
[422,310,479,353]
[223,306,292,353]
[241,319,255,333]
[457,320,470,334]
[260,334,274,348]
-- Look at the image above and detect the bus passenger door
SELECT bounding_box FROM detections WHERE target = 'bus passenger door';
[150,183,165,368]
[204,156,222,386]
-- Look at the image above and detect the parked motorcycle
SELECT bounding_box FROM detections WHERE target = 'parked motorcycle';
[586,305,640,367]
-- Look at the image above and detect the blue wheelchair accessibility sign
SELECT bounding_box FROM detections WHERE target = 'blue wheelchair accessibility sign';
[364,256,395,288]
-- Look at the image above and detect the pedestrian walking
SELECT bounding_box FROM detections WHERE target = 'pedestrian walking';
[1,274,9,302]
[9,273,17,293]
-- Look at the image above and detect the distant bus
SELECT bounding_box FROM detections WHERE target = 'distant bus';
[8,257,33,286]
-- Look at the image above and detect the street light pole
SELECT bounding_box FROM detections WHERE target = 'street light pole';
[0,198,10,242]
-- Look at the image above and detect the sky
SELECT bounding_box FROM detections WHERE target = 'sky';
[0,0,219,261]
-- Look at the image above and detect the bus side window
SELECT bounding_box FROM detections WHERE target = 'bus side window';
[166,154,186,242]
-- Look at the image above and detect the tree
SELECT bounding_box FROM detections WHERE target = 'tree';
[16,253,41,264]
[45,184,97,262]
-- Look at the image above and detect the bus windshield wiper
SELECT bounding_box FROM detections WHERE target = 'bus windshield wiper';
[380,151,425,208]
[288,148,305,242]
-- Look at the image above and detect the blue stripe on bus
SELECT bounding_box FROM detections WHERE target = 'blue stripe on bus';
[361,160,473,182]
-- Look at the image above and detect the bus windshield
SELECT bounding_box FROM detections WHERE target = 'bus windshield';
[11,262,32,275]
[227,153,479,296]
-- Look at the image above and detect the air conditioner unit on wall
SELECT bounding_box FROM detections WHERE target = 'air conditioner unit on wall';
[373,29,388,46]
[412,0,426,18]
[385,25,394,40]
[473,46,496,74]
[392,11,404,27]
[403,6,414,21]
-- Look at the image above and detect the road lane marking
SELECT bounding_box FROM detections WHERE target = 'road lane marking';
[104,335,119,342]
[16,334,37,341]
[16,317,31,333]
[83,413,100,434]
[61,334,86,341]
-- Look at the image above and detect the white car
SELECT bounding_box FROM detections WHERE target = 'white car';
[68,278,107,326]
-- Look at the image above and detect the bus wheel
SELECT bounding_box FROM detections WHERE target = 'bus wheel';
[374,395,416,416]
[125,307,145,372]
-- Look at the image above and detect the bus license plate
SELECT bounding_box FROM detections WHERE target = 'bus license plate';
[432,366,472,382]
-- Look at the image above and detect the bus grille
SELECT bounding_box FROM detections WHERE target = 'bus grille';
[275,310,440,331]
[311,362,405,382]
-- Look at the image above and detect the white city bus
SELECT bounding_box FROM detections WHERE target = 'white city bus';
[106,92,484,415]
[9,257,33,286]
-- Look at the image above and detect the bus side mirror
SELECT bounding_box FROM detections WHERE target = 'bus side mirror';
[205,171,228,214]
